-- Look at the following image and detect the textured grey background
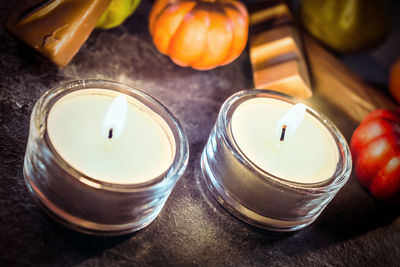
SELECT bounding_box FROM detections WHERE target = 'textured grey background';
[0,0,399,266]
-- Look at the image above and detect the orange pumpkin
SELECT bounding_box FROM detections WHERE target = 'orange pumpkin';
[389,57,400,103]
[149,0,249,70]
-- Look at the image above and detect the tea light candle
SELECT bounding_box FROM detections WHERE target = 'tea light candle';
[23,80,189,235]
[201,90,351,231]
[231,98,339,183]
[47,89,175,184]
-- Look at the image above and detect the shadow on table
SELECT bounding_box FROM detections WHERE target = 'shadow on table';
[29,212,144,265]
[309,176,399,243]
[47,215,135,253]
[250,176,399,256]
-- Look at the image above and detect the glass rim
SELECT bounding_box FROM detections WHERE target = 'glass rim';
[30,79,189,192]
[217,89,352,192]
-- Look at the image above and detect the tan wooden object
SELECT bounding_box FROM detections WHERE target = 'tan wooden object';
[303,35,396,122]
[250,25,312,98]
[250,26,300,70]
[249,3,291,26]
[253,60,312,98]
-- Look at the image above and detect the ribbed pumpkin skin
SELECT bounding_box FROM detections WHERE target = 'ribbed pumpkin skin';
[350,109,400,202]
[149,0,248,70]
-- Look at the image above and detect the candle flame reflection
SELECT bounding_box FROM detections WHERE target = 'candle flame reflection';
[102,95,128,141]
[275,103,306,142]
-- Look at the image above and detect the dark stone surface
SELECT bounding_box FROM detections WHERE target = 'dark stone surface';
[0,1,399,266]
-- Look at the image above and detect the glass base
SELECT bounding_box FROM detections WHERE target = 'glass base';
[201,148,318,232]
[24,168,163,236]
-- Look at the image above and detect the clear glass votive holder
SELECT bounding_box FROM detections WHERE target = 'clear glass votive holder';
[201,90,352,231]
[23,79,189,236]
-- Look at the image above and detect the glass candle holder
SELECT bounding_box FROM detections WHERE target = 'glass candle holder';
[23,79,189,236]
[201,90,352,232]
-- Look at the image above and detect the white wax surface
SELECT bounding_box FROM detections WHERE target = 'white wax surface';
[231,98,339,183]
[47,89,175,184]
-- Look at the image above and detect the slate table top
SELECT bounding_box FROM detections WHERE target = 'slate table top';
[0,1,399,266]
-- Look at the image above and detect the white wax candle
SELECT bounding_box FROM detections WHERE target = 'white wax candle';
[47,89,175,184]
[231,97,339,183]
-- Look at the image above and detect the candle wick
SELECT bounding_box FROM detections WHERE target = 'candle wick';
[108,128,113,139]
[280,125,287,142]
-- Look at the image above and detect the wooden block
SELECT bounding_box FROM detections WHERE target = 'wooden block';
[303,35,396,122]
[250,25,301,71]
[253,60,312,99]
[248,1,292,27]
[250,25,312,99]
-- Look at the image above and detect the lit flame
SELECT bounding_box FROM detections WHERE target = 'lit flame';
[275,103,306,142]
[102,95,128,141]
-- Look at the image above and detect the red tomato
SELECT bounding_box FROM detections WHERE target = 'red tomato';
[350,109,400,202]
